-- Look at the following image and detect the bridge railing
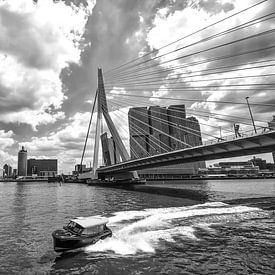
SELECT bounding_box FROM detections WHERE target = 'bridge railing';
[202,126,270,146]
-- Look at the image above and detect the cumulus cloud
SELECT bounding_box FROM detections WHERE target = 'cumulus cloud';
[0,0,96,129]
[0,130,16,166]
[0,130,14,149]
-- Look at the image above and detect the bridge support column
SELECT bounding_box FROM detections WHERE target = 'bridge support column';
[92,68,138,181]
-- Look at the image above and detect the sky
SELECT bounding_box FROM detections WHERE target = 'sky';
[0,0,274,174]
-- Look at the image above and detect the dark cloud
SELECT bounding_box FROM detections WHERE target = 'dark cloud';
[0,8,56,69]
[61,0,183,116]
[0,82,39,113]
[199,0,234,15]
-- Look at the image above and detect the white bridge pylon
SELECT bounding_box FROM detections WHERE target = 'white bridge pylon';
[91,68,138,179]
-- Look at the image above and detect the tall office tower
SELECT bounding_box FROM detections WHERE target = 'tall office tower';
[18,146,27,176]
[12,169,17,177]
[168,106,205,170]
[101,132,112,166]
[268,115,275,163]
[129,104,206,176]
[101,132,119,165]
[3,164,7,177]
[129,107,150,159]
[184,116,203,147]
[3,164,12,177]
[167,105,187,150]
[184,116,205,170]
[148,106,170,154]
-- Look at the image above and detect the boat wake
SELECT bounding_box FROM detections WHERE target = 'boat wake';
[85,202,265,255]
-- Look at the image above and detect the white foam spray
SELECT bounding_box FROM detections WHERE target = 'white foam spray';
[85,202,261,255]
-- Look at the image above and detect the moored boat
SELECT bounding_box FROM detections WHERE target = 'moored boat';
[52,216,112,252]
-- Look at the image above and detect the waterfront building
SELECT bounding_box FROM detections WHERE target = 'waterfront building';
[268,115,275,163]
[128,105,205,178]
[73,164,91,175]
[18,146,27,176]
[3,164,12,177]
[198,161,259,177]
[27,159,57,176]
[75,164,86,173]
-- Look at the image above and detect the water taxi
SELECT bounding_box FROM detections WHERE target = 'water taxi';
[52,216,112,252]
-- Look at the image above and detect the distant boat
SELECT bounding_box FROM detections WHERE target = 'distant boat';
[52,216,112,252]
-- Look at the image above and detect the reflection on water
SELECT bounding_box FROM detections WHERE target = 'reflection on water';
[146,178,275,201]
[0,180,274,274]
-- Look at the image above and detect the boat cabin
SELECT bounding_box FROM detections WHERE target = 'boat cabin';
[65,216,109,236]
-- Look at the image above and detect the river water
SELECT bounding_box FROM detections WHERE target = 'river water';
[0,179,274,274]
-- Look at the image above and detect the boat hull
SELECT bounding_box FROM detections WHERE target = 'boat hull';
[52,228,112,252]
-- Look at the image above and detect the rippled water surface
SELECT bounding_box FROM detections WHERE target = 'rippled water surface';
[0,180,274,274]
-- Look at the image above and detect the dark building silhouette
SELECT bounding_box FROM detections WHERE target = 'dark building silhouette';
[148,106,170,154]
[27,159,57,176]
[75,164,86,173]
[268,115,275,163]
[18,146,27,176]
[12,169,17,178]
[101,132,120,166]
[250,156,267,170]
[129,107,150,159]
[73,164,91,175]
[3,164,12,177]
[128,104,205,176]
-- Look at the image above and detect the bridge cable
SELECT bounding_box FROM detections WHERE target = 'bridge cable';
[110,110,152,158]
[110,96,269,132]
[104,61,275,89]
[110,106,168,155]
[105,45,275,82]
[105,0,269,75]
[106,93,275,108]
[110,102,193,148]
[106,12,275,78]
[104,58,275,86]
[109,103,172,153]
[109,94,262,124]
[80,89,98,172]
[110,97,237,136]
[110,101,200,147]
[106,26,275,79]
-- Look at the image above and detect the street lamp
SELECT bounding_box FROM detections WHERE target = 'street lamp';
[245,96,257,134]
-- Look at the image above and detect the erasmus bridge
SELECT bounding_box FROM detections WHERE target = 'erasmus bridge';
[79,0,275,181]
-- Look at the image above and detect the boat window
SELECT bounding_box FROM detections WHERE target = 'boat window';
[82,224,105,235]
[66,221,83,235]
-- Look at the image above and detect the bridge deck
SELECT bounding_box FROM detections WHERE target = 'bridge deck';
[97,130,275,174]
